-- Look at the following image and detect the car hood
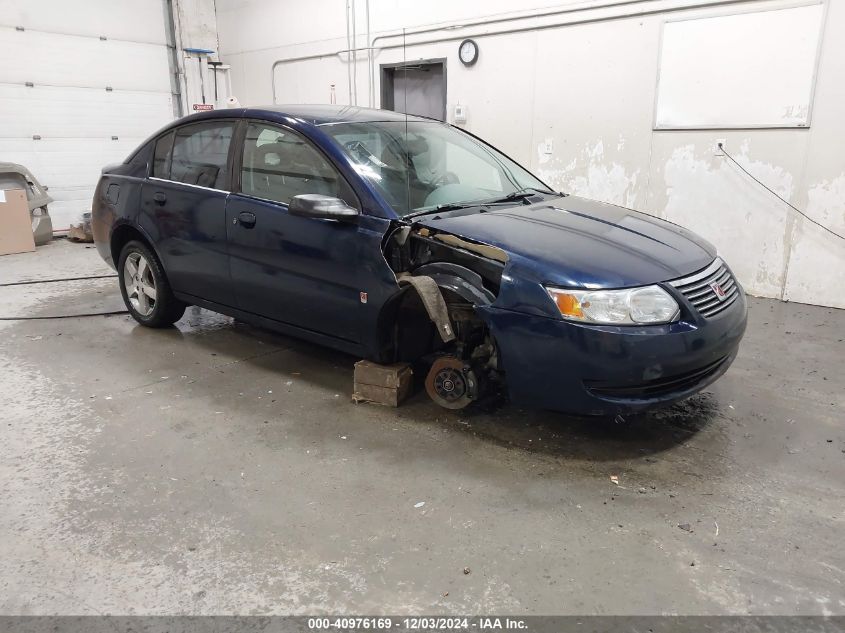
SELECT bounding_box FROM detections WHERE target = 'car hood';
[417,195,716,289]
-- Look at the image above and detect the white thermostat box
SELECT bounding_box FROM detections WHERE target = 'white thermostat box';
[453,103,468,124]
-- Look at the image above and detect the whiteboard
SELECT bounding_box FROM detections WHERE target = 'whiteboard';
[655,3,825,129]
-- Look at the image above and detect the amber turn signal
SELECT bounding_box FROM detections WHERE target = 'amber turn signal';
[550,291,584,318]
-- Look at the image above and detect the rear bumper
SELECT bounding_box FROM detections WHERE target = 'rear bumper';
[32,212,53,246]
[94,239,114,270]
[478,290,747,416]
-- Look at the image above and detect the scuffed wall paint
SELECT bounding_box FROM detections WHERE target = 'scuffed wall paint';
[661,142,796,299]
[537,139,641,209]
[783,173,845,308]
[806,174,845,230]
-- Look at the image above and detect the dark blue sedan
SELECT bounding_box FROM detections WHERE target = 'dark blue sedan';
[92,105,746,415]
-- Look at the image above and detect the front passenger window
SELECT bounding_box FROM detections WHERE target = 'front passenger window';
[240,123,356,208]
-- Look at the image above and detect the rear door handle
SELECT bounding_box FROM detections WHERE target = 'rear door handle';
[153,192,167,204]
[237,211,257,228]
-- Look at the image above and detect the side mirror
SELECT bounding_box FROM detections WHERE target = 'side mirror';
[288,194,359,221]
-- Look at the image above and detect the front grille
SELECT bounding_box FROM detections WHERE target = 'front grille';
[585,355,729,400]
[669,258,740,318]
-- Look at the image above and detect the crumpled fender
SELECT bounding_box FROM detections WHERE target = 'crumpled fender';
[412,262,496,306]
[396,273,456,343]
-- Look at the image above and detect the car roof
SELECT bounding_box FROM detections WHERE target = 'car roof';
[127,105,443,166]
[242,104,435,126]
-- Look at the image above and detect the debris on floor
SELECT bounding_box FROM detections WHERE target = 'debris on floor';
[352,360,413,407]
[68,212,94,242]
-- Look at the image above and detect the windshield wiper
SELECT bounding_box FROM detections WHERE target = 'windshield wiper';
[403,201,481,220]
[486,187,559,204]
[403,188,561,221]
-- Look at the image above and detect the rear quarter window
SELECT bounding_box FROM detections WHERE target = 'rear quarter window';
[153,132,174,179]
[125,140,154,178]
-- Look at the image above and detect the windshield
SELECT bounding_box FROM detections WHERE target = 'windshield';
[322,121,553,216]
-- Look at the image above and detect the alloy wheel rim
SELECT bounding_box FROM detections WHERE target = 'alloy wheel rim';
[123,252,157,317]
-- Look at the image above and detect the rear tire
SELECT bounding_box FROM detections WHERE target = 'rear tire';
[118,240,185,327]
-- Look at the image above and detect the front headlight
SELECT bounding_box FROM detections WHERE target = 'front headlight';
[545,285,680,325]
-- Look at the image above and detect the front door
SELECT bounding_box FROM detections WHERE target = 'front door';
[226,121,363,343]
[139,120,236,307]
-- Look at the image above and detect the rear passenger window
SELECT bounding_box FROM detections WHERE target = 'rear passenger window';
[240,122,357,208]
[169,122,234,189]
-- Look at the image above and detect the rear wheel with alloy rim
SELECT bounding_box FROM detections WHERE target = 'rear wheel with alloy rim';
[118,240,185,327]
[123,251,157,316]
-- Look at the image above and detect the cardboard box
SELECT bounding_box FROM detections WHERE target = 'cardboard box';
[352,360,413,407]
[0,189,36,256]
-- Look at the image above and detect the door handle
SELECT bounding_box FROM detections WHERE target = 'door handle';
[153,192,167,205]
[237,211,257,228]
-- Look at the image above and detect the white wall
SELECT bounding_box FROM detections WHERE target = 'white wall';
[171,0,231,112]
[0,0,225,231]
[216,0,845,309]
[0,0,176,230]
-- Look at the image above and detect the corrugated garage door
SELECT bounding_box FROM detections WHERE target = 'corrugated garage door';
[0,0,176,231]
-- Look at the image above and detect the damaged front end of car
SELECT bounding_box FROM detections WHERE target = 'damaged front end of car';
[378,220,509,409]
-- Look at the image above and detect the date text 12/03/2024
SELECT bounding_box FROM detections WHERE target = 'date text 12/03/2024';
[307,618,528,630]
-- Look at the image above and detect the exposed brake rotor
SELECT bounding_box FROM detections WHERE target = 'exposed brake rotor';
[424,355,479,410]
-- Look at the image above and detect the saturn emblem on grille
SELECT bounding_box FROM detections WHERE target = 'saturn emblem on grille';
[710,281,728,301]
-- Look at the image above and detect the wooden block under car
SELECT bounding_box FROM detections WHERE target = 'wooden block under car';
[352,360,413,407]
[0,189,36,256]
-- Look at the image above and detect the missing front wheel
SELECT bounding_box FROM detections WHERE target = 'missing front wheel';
[424,355,483,410]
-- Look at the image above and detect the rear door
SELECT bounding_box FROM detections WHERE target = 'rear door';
[139,120,236,307]
[225,120,363,343]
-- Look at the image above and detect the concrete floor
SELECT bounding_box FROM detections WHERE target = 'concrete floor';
[0,239,843,615]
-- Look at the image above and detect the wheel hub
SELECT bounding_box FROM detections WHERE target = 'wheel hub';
[425,356,479,410]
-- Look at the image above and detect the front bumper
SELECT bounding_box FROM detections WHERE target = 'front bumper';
[477,289,747,416]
